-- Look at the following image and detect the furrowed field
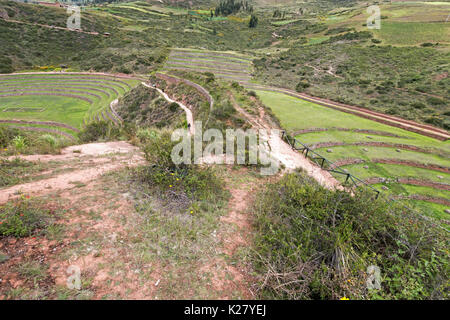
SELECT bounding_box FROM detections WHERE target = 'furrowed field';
[256,90,450,223]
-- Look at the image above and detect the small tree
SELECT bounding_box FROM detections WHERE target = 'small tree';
[249,14,258,28]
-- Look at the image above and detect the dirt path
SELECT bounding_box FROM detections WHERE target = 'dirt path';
[202,169,266,299]
[108,99,123,123]
[0,144,259,299]
[141,82,195,135]
[0,142,144,204]
[218,182,254,298]
[229,94,341,190]
[0,168,160,299]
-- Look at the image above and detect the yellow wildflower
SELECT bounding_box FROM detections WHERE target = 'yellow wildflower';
[340,297,349,300]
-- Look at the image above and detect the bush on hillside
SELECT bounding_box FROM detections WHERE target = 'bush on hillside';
[78,121,121,143]
[134,129,226,211]
[296,79,310,91]
[0,127,19,148]
[328,31,373,43]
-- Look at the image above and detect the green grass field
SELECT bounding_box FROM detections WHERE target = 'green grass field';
[256,89,450,222]
[0,73,139,136]
[373,22,450,45]
[323,2,450,45]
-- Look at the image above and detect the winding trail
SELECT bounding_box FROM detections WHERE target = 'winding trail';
[228,94,341,189]
[154,72,215,126]
[143,76,340,189]
[141,82,195,135]
[109,99,123,123]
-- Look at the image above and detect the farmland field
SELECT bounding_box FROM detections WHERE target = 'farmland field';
[164,48,254,82]
[372,22,450,45]
[256,90,450,222]
[0,73,139,138]
[324,1,450,45]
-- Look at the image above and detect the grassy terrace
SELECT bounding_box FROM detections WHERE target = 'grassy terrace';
[164,48,254,82]
[0,73,139,137]
[256,90,450,222]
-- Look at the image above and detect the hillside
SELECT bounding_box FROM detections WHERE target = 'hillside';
[0,0,448,301]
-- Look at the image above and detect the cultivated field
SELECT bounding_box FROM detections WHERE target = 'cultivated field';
[0,73,139,138]
[164,48,254,83]
[256,90,450,222]
[324,1,450,45]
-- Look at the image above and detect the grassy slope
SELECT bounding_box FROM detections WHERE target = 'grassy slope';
[252,2,450,129]
[250,171,449,299]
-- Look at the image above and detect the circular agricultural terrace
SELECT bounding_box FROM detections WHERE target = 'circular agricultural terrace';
[299,123,450,222]
[0,73,140,139]
[256,89,450,223]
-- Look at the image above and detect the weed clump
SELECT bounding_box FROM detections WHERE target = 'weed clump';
[0,197,57,237]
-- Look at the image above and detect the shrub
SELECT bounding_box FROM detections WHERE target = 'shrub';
[39,134,59,148]
[249,14,258,28]
[426,97,445,106]
[296,80,310,91]
[134,129,226,210]
[169,102,180,112]
[12,135,27,152]
[410,102,426,109]
[211,101,236,120]
[250,172,449,300]
[0,56,13,73]
[231,81,241,89]
[204,72,215,83]
[78,121,121,143]
[0,127,19,148]
[424,116,444,127]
